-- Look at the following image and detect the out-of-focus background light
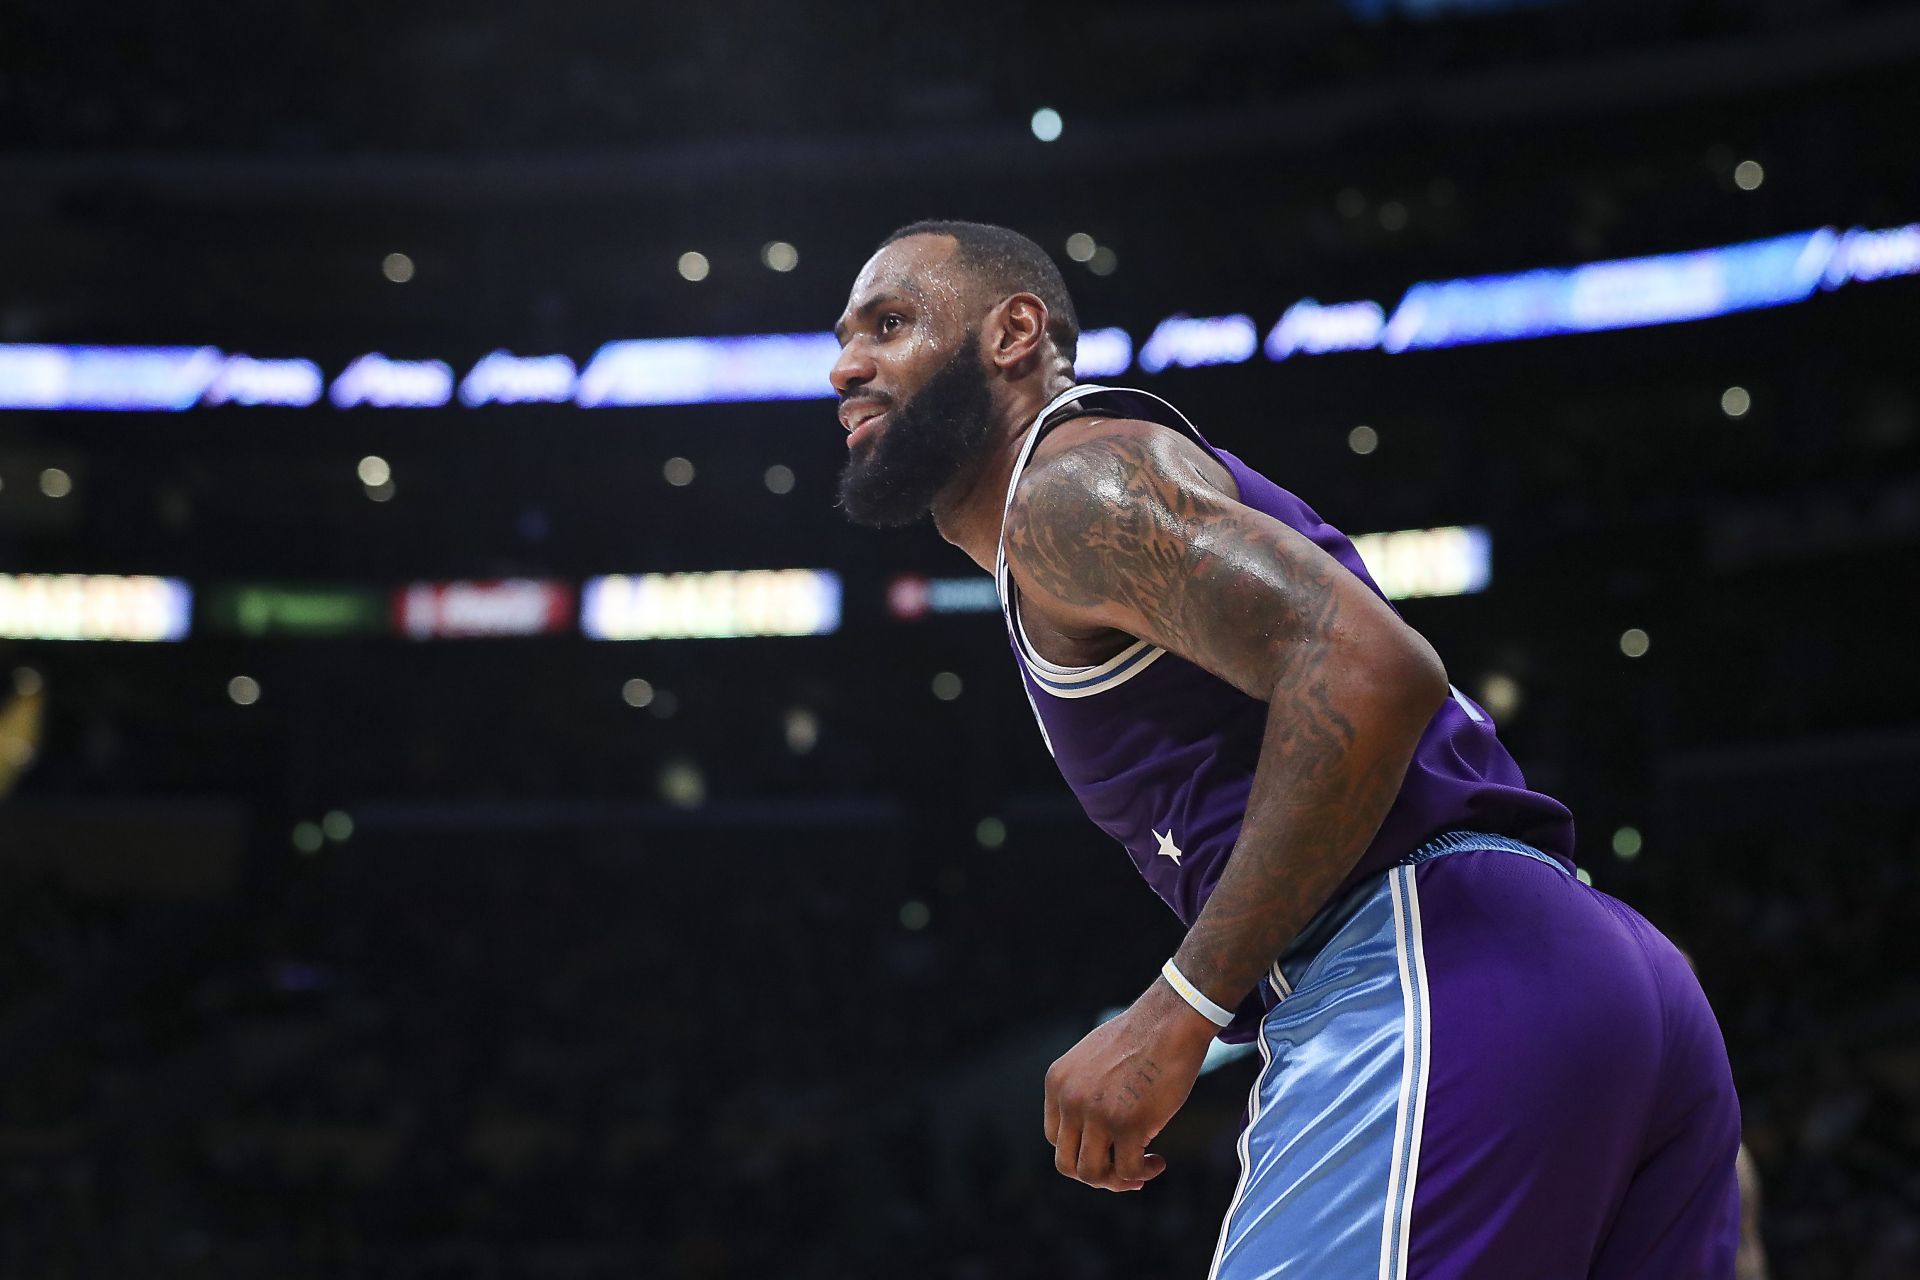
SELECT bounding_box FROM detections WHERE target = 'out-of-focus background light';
[657,757,705,808]
[761,241,799,272]
[1477,672,1523,720]
[783,707,819,755]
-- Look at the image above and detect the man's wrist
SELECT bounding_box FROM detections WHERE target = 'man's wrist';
[1145,967,1234,1043]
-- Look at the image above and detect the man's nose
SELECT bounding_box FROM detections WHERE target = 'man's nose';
[829,343,875,398]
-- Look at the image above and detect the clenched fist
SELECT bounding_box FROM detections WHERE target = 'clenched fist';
[1042,975,1221,1192]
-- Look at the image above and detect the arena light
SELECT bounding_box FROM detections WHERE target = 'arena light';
[1348,525,1491,601]
[0,345,225,411]
[887,574,1001,620]
[761,241,800,273]
[0,573,191,641]
[205,584,388,636]
[329,354,455,408]
[396,579,573,639]
[1073,326,1133,379]
[1265,299,1387,360]
[458,351,578,407]
[202,356,325,407]
[1379,229,1837,353]
[7,222,1919,412]
[575,333,839,407]
[1137,313,1258,374]
[1823,223,1920,286]
[581,569,841,640]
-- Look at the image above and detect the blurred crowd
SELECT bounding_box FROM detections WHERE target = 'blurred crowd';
[0,801,1913,1278]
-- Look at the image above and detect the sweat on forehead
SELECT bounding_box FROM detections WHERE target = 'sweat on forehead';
[861,238,970,304]
[836,253,973,341]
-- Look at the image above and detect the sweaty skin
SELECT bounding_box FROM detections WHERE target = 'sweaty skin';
[830,232,1448,1195]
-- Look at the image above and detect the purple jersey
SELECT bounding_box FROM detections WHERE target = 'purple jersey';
[993,384,1576,1031]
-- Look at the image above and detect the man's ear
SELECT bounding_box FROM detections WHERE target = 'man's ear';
[985,292,1050,373]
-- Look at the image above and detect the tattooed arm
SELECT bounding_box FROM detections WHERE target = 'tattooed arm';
[1007,416,1448,1192]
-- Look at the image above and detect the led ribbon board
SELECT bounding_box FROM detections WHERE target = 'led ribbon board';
[1349,525,1491,601]
[205,585,388,637]
[396,580,574,638]
[0,574,192,640]
[582,570,842,640]
[3,224,1914,410]
[886,575,1002,620]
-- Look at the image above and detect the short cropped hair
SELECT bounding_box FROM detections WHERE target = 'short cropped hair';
[881,220,1080,362]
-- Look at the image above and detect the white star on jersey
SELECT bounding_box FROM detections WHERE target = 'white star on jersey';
[1153,829,1182,865]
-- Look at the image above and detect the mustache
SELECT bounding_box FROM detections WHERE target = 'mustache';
[838,390,894,410]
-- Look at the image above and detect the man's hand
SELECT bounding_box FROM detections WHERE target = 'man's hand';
[1043,976,1221,1192]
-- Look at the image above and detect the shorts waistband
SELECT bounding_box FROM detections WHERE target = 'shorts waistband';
[1399,828,1572,874]
[1267,830,1568,998]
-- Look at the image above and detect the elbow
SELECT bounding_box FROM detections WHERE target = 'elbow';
[1405,629,1451,717]
[1372,625,1450,736]
[1272,619,1449,741]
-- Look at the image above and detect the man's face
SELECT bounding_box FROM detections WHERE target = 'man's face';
[830,236,998,527]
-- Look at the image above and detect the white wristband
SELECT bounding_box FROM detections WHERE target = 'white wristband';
[1161,958,1234,1028]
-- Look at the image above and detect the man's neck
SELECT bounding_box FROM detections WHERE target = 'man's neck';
[934,370,1078,573]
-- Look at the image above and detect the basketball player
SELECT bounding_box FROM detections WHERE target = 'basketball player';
[831,220,1741,1277]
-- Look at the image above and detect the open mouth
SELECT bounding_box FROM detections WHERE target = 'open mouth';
[846,409,888,449]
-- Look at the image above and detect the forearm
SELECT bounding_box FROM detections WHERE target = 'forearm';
[1172,649,1445,1009]
[999,417,1451,1011]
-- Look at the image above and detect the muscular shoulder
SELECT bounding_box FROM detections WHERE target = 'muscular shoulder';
[1004,411,1440,701]
[1022,415,1236,509]
[1003,415,1235,623]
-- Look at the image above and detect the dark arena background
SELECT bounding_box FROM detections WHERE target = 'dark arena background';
[2,2,1918,1276]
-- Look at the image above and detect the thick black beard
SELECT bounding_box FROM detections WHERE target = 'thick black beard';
[837,340,997,528]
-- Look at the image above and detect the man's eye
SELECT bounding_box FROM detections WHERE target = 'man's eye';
[879,314,904,334]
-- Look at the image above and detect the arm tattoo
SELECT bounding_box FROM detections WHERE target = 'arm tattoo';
[1005,426,1442,1006]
